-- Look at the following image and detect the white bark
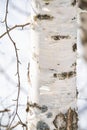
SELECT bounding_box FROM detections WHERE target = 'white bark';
[27,0,78,130]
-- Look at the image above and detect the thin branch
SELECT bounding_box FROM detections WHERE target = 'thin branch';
[4,0,21,128]
[0,22,30,39]
[0,109,10,113]
[9,122,21,130]
[0,0,29,129]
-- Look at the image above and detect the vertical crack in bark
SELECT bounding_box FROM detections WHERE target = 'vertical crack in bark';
[66,108,78,130]
[66,108,73,130]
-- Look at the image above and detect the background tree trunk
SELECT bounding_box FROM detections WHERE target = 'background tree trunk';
[27,0,78,130]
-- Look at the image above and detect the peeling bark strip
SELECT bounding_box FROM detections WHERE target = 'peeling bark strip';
[53,113,66,130]
[66,108,78,130]
[53,108,78,130]
[28,0,77,129]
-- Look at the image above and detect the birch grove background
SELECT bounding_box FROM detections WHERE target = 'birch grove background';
[0,0,87,130]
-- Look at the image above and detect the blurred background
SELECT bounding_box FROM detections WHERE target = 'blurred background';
[0,0,31,129]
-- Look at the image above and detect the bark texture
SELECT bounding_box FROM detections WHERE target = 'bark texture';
[27,0,78,130]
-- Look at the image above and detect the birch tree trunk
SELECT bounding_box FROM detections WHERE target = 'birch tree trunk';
[27,0,78,130]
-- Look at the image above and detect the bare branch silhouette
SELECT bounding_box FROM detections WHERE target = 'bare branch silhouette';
[0,0,28,129]
[0,22,30,39]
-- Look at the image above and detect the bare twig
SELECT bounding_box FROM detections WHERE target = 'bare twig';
[9,122,21,130]
[0,121,26,130]
[0,0,30,129]
[4,0,22,128]
[0,109,10,113]
[0,22,30,39]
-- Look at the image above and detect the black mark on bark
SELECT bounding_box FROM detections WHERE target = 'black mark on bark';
[34,14,54,21]
[71,0,77,6]
[58,71,76,80]
[53,73,57,78]
[72,17,76,20]
[72,43,77,52]
[53,71,76,80]
[71,62,76,67]
[51,35,70,40]
[26,103,48,113]
[45,2,49,5]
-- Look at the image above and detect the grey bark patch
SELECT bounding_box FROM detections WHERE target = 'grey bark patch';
[34,14,54,21]
[41,105,48,113]
[51,35,70,40]
[37,121,50,130]
[46,112,53,118]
